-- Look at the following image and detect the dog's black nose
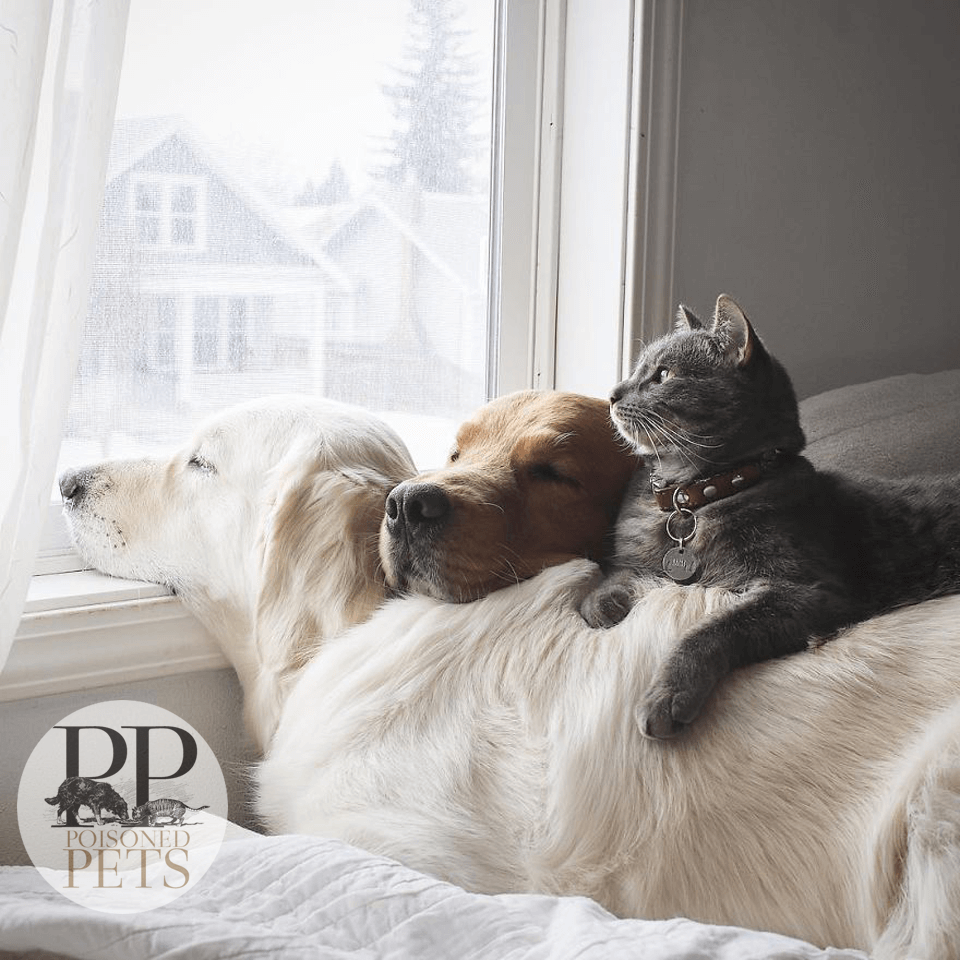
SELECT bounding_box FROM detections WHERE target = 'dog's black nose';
[59,470,84,502]
[385,482,451,533]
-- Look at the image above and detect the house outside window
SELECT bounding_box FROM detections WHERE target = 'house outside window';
[64,0,498,476]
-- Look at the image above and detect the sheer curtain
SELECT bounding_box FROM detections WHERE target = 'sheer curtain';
[0,0,129,663]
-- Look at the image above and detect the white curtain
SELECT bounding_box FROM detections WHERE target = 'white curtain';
[0,0,129,664]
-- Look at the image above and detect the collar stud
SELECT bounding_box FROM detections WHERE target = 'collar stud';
[651,456,780,512]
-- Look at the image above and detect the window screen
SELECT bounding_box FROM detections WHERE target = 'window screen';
[60,0,496,474]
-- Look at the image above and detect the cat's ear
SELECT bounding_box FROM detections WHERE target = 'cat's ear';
[675,304,703,331]
[710,294,756,366]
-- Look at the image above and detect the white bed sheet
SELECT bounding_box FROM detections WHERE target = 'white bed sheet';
[0,828,870,960]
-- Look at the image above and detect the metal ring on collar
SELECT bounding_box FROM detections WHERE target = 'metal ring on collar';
[665,507,697,546]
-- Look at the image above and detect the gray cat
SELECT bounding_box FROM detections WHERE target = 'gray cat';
[582,294,960,739]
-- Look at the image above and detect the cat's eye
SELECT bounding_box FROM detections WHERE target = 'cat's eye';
[449,450,460,463]
[655,367,674,383]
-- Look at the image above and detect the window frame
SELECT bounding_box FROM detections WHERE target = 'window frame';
[8,0,685,702]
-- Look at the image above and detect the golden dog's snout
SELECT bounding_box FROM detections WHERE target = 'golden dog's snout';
[385,481,451,536]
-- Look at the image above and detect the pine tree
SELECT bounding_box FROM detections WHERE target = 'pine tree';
[377,0,485,194]
[295,159,351,206]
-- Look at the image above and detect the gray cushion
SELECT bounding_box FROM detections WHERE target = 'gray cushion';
[800,369,960,479]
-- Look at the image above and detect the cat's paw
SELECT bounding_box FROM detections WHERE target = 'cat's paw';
[635,672,713,740]
[635,686,688,740]
[580,583,633,629]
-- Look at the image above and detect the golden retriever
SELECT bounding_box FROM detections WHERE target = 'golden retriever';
[379,389,639,601]
[58,395,416,750]
[61,393,960,960]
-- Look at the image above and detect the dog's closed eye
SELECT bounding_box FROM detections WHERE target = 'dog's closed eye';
[528,462,579,486]
[188,454,217,475]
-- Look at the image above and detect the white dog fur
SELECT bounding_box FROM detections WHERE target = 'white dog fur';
[62,396,960,959]
[59,396,416,750]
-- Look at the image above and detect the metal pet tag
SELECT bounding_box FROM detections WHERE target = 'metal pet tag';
[662,546,699,584]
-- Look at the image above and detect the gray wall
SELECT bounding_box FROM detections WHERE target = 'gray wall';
[671,0,960,398]
[0,670,260,866]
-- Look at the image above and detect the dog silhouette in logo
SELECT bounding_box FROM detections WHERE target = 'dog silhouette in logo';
[45,776,129,825]
[129,798,209,826]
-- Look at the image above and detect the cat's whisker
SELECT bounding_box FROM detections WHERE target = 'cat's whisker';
[644,418,704,453]
[656,427,723,450]
[645,412,723,449]
[644,420,704,476]
[643,410,718,440]
[636,420,664,475]
[642,414,728,469]
[639,413,703,472]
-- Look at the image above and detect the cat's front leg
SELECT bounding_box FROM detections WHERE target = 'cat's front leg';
[637,649,728,740]
[580,568,640,628]
[636,583,856,739]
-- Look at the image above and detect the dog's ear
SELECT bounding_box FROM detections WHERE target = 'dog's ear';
[249,440,390,750]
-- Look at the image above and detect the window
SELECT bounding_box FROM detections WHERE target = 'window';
[13,0,679,698]
[130,175,206,249]
[192,295,263,371]
[133,180,161,243]
[227,298,248,371]
[170,182,199,245]
[65,0,498,478]
[193,296,220,367]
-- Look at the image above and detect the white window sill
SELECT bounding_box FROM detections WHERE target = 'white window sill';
[22,568,170,613]
[5,571,228,703]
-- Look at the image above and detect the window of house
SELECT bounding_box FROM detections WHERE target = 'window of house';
[133,180,161,244]
[130,175,206,249]
[193,296,257,371]
[193,297,220,367]
[154,297,178,368]
[170,182,199,245]
[227,298,248,371]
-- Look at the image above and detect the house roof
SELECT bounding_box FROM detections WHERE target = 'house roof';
[107,115,351,288]
[289,182,489,293]
[106,115,182,183]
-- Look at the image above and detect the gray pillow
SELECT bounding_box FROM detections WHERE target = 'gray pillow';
[800,369,960,479]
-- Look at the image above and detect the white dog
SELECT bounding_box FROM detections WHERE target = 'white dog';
[58,395,416,750]
[61,395,960,960]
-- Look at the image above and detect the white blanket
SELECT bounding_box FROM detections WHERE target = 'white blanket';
[0,829,870,960]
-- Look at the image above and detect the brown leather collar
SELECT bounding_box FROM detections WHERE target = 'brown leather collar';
[652,461,767,512]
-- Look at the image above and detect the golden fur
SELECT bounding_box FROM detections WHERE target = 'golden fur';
[379,390,639,601]
[62,394,960,959]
